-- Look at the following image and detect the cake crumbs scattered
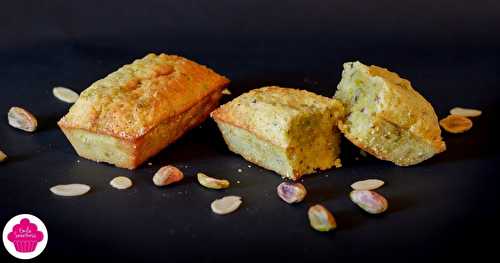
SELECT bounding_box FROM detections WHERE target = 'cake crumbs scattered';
[0,150,7,162]
[334,158,342,168]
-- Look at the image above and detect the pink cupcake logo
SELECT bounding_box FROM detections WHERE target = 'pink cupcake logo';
[7,218,44,253]
[3,214,48,259]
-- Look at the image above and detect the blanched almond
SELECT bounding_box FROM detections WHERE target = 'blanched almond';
[8,107,38,132]
[439,115,473,133]
[50,184,90,196]
[110,176,133,190]
[53,87,79,103]
[351,179,385,190]
[450,107,481,117]
[211,196,242,215]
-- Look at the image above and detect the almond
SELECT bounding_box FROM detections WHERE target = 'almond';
[53,87,79,103]
[450,107,481,117]
[439,115,473,133]
[50,184,91,196]
[110,176,133,190]
[211,196,242,215]
[351,179,385,190]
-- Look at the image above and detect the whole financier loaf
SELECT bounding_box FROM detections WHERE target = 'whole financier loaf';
[58,53,230,169]
[334,61,446,166]
[211,86,345,180]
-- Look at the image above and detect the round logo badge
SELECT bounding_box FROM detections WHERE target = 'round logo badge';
[3,214,48,259]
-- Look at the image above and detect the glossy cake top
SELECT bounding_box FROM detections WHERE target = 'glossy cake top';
[58,53,229,139]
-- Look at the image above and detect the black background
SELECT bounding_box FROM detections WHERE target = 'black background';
[1,0,499,262]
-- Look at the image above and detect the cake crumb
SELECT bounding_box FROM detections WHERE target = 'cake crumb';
[237,180,240,184]
[334,158,342,168]
[247,165,252,168]
[237,169,243,173]
[148,162,153,166]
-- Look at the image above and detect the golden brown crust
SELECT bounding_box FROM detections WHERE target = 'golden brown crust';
[58,53,229,140]
[60,87,222,170]
[130,90,223,168]
[211,86,344,148]
[368,65,446,152]
[212,86,344,179]
[335,61,445,166]
[58,54,228,169]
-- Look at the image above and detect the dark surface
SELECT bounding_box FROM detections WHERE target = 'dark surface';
[1,1,500,262]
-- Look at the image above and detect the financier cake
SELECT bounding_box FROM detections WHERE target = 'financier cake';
[58,53,230,169]
[211,86,345,180]
[334,61,446,166]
